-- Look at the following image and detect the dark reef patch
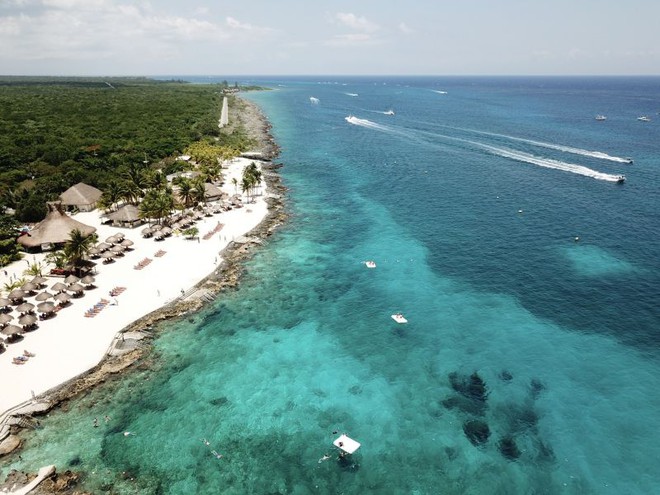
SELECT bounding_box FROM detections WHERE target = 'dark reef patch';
[498,436,521,460]
[463,419,490,446]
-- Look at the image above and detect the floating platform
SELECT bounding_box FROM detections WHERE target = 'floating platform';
[391,313,408,324]
[334,434,361,454]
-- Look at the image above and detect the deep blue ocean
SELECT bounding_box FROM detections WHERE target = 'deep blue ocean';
[3,76,660,494]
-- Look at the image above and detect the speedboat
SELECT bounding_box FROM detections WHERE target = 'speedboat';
[637,116,651,122]
[365,260,376,268]
[624,157,634,164]
[383,110,395,116]
[615,175,626,183]
[391,313,408,324]
[595,115,607,121]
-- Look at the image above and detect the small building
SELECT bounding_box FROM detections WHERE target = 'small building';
[103,204,144,228]
[17,201,96,252]
[166,171,202,183]
[204,183,225,202]
[59,182,103,212]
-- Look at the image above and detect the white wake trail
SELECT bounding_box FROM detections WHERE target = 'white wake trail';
[345,115,389,131]
[344,117,625,183]
[479,144,625,182]
[453,127,632,164]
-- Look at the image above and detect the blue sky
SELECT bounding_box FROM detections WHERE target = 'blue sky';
[1,0,658,76]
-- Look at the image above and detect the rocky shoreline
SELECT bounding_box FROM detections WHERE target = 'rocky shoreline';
[0,94,288,493]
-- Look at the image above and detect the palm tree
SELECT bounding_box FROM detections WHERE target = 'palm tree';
[45,250,68,270]
[241,176,253,203]
[142,169,165,190]
[63,228,98,275]
[123,162,147,191]
[174,177,195,208]
[99,180,123,211]
[201,163,222,184]
[23,261,44,277]
[191,177,207,207]
[139,189,174,225]
[119,180,142,205]
[241,162,261,202]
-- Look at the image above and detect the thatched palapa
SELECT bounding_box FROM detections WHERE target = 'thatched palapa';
[104,204,143,228]
[17,202,96,251]
[59,182,102,212]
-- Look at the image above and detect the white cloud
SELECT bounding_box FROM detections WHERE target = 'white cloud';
[335,12,379,33]
[0,1,275,67]
[398,22,413,34]
[325,33,380,47]
[42,0,109,9]
[225,16,274,35]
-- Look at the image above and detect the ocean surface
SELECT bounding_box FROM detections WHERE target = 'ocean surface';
[3,76,660,494]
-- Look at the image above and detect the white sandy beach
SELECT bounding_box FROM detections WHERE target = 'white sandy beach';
[0,158,269,417]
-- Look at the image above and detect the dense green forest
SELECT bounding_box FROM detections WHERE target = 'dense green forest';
[0,77,261,266]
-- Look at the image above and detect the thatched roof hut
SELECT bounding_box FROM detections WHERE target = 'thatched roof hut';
[59,182,102,212]
[104,204,143,228]
[17,201,96,251]
[204,183,225,201]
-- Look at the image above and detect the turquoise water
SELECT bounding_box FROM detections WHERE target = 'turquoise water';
[3,77,660,494]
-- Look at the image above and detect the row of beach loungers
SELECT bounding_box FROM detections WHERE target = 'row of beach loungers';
[84,299,111,318]
[134,251,166,270]
[134,258,152,270]
[203,222,224,241]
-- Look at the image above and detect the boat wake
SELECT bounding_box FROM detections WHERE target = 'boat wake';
[479,144,625,182]
[310,97,319,104]
[453,127,632,163]
[345,93,359,97]
[345,117,626,183]
[432,90,448,94]
[345,115,389,131]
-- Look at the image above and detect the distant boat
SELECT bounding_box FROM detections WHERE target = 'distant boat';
[383,110,395,116]
[365,260,376,268]
[595,115,607,121]
[616,175,626,183]
[309,97,319,104]
[624,157,634,164]
[391,313,408,324]
[637,116,651,122]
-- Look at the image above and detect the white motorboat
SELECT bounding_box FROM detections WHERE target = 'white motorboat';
[383,110,395,116]
[365,260,376,268]
[637,116,651,122]
[615,175,626,183]
[595,115,607,121]
[391,313,408,324]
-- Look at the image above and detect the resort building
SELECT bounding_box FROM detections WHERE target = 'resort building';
[59,182,103,212]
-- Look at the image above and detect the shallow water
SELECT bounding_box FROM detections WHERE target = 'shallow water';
[3,76,660,494]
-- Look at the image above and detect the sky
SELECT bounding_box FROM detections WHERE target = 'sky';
[1,0,659,76]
